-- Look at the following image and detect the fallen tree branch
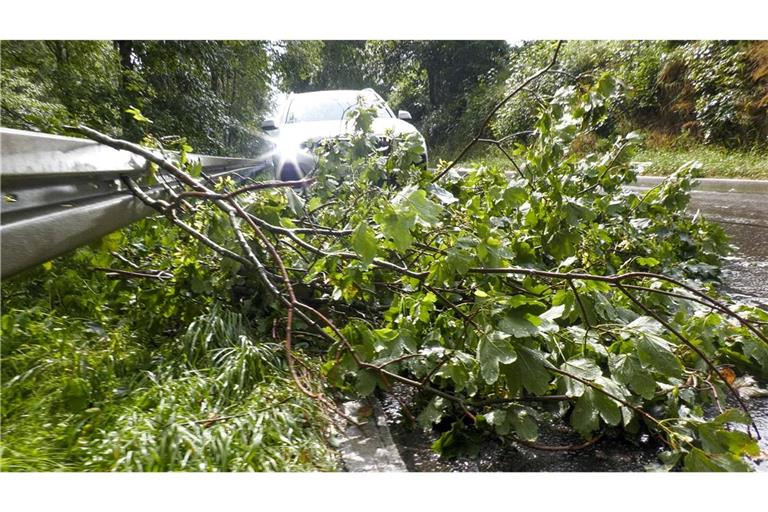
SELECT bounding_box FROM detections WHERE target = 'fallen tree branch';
[72,121,765,470]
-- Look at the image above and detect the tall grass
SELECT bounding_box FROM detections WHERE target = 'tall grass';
[633,145,768,179]
[1,278,338,472]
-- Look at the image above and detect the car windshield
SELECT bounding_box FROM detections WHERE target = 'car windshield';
[284,92,392,123]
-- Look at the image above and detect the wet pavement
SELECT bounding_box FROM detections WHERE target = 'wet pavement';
[379,384,662,472]
[382,177,768,472]
[687,190,768,306]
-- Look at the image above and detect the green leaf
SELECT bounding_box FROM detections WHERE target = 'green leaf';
[510,407,539,441]
[406,189,443,226]
[592,387,622,426]
[188,161,203,178]
[351,222,378,265]
[428,184,458,205]
[98,231,125,252]
[0,314,14,335]
[655,450,683,471]
[561,358,602,397]
[285,188,305,215]
[698,423,759,457]
[417,396,448,429]
[743,338,768,371]
[485,409,510,435]
[477,331,517,384]
[375,208,415,251]
[503,183,527,207]
[354,369,378,396]
[412,292,437,323]
[683,448,749,472]
[571,388,599,436]
[683,448,723,472]
[504,347,551,395]
[712,409,751,426]
[498,312,539,338]
[636,333,684,378]
[485,406,538,441]
[609,354,657,400]
[540,304,565,322]
[636,256,660,268]
[373,328,416,359]
[562,358,602,379]
[627,316,663,335]
[438,359,471,392]
[445,247,474,276]
[125,106,152,124]
[307,196,323,212]
[431,420,482,459]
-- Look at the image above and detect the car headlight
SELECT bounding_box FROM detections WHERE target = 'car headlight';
[274,138,316,181]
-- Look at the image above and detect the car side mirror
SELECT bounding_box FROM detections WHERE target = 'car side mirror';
[397,110,412,121]
[262,118,277,131]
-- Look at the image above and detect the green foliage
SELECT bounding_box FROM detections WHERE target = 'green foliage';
[1,40,273,156]
[670,41,767,146]
[0,67,68,132]
[273,40,369,93]
[491,40,768,152]
[351,222,378,266]
[1,41,120,133]
[369,40,510,153]
[1,209,337,471]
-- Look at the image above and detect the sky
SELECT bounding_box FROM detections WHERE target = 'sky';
[2,0,766,39]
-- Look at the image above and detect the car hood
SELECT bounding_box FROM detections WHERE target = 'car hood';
[274,118,422,146]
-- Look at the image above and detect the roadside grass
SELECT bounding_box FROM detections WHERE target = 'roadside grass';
[0,304,339,472]
[1,257,340,472]
[439,141,768,180]
[633,146,768,180]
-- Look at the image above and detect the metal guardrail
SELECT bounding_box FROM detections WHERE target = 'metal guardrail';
[1,127,268,278]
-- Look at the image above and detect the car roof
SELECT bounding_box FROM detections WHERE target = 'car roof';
[289,89,379,99]
[280,89,388,122]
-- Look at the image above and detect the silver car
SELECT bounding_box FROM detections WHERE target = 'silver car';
[261,89,428,181]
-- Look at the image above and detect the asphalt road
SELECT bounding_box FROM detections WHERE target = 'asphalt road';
[630,177,768,305]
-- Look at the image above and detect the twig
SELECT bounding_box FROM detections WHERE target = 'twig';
[93,267,173,280]
[512,432,604,452]
[110,251,141,269]
[577,142,630,196]
[373,353,422,370]
[432,41,563,183]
